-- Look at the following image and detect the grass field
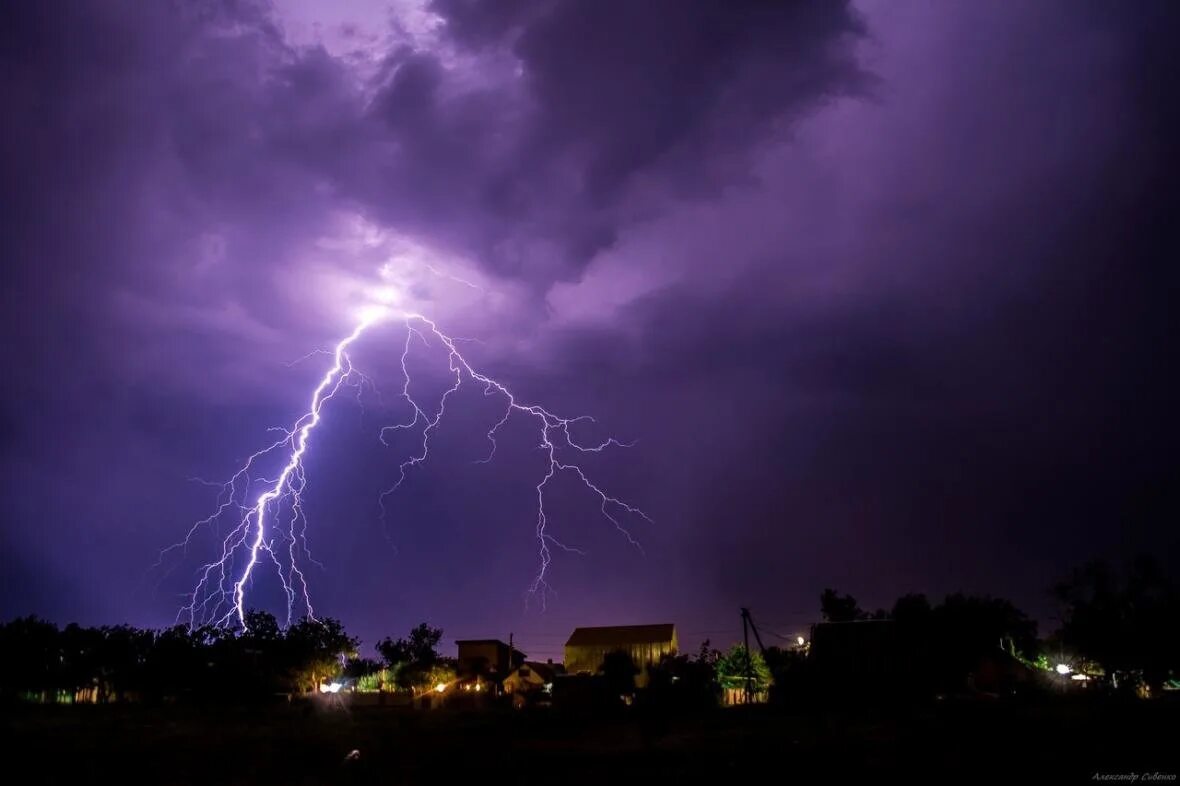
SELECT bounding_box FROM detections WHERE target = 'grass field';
[3,696,1176,784]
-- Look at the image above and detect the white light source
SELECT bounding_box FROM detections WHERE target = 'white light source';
[355,301,396,324]
[354,283,403,323]
[322,681,343,694]
[1055,663,1072,675]
[434,682,446,693]
[797,636,806,647]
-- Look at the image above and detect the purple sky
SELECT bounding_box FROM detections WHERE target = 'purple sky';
[2,0,1177,660]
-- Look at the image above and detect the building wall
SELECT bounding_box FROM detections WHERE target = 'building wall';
[502,669,546,694]
[564,638,677,688]
[457,641,509,675]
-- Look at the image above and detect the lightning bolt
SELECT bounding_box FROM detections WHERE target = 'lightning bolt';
[424,263,485,293]
[168,307,648,629]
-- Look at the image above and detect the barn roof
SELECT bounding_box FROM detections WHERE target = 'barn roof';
[565,624,676,647]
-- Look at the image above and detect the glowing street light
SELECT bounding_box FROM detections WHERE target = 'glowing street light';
[796,636,806,647]
[1055,663,1072,675]
[434,682,446,693]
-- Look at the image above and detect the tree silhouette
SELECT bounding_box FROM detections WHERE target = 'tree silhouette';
[0,616,61,700]
[601,650,639,697]
[929,593,1036,691]
[645,650,720,710]
[285,616,358,693]
[60,622,103,701]
[377,623,447,691]
[0,612,370,703]
[1055,557,1180,691]
[377,622,442,668]
[820,588,865,622]
[892,593,932,623]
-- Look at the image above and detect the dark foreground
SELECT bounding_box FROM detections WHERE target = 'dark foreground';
[3,697,1177,784]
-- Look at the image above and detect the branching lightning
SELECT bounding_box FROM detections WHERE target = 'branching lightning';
[166,305,648,629]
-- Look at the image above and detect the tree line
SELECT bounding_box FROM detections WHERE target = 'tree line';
[0,613,453,704]
[604,556,1180,707]
[2,556,1175,705]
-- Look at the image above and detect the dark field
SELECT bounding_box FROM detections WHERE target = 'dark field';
[3,697,1177,785]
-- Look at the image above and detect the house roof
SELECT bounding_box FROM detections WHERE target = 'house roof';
[517,661,561,682]
[455,640,528,664]
[565,624,676,647]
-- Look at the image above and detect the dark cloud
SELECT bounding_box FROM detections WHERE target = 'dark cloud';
[508,0,866,196]
[189,0,869,343]
[342,0,870,280]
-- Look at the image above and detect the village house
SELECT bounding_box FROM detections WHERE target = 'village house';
[502,660,564,707]
[455,639,525,677]
[451,638,526,700]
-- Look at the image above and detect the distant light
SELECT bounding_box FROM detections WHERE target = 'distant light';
[1055,664,1072,675]
[474,683,482,692]
[322,682,343,694]
[434,682,446,693]
[797,637,806,647]
[1071,674,1089,681]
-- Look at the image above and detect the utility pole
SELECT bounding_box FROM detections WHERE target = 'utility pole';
[740,607,769,705]
[742,610,753,704]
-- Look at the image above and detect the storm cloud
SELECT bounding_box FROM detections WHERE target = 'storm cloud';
[1,0,1176,653]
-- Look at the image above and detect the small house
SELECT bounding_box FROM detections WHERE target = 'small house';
[502,660,564,707]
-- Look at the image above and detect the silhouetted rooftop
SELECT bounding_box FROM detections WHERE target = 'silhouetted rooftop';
[566,624,676,647]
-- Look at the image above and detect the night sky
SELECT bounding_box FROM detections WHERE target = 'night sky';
[2,1,1177,662]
